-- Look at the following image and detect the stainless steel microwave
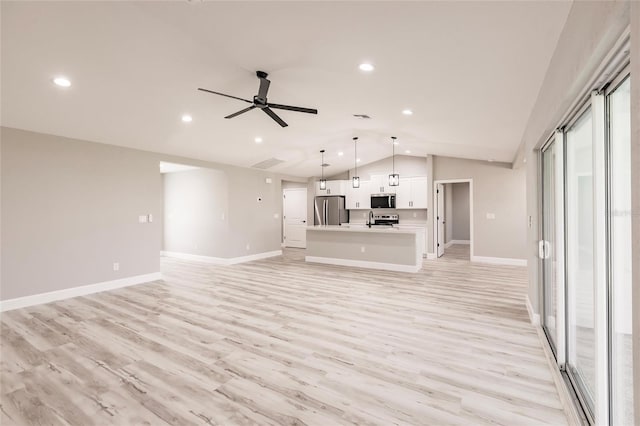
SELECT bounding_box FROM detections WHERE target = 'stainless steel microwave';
[371,193,396,209]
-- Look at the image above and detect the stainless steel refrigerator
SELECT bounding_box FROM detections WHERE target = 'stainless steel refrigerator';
[314,196,349,226]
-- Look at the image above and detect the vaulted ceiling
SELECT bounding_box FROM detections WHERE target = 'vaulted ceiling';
[1,1,572,177]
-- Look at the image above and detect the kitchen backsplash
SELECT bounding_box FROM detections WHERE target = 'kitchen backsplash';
[348,208,428,223]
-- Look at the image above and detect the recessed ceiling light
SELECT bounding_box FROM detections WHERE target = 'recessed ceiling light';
[53,77,71,87]
[405,150,411,154]
[255,137,263,143]
[359,63,374,72]
[338,151,344,156]
[356,158,361,163]
[402,109,413,116]
[181,114,193,123]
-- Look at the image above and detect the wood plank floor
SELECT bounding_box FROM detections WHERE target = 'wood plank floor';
[1,249,567,425]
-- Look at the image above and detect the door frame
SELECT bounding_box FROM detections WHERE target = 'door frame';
[432,178,474,260]
[282,187,308,248]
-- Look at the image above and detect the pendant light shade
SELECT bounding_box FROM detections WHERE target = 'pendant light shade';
[352,137,360,188]
[319,150,327,190]
[389,136,399,186]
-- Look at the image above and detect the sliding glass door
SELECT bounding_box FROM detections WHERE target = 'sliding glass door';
[541,139,560,351]
[608,75,633,425]
[541,67,633,425]
[565,107,596,416]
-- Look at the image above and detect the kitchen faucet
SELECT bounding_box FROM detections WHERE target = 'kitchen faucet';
[367,210,374,228]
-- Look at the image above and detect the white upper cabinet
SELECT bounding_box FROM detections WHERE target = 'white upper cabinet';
[395,176,428,209]
[346,180,371,209]
[370,175,397,194]
[315,180,347,196]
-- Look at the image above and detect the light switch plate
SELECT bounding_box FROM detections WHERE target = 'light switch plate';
[138,215,147,223]
[486,213,496,220]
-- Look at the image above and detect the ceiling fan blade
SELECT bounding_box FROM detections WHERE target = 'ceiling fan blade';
[262,107,288,127]
[197,88,252,104]
[224,105,256,119]
[268,103,318,114]
[257,77,270,101]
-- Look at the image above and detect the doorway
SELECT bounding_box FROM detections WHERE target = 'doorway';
[283,187,308,248]
[433,179,473,260]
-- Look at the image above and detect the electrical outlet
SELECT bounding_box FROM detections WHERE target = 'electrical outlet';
[221,213,225,221]
[360,246,365,253]
[273,213,279,219]
[246,243,250,251]
[413,212,417,218]
[486,213,496,220]
[113,262,120,271]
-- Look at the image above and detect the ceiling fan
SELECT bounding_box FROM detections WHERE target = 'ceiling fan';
[198,71,318,128]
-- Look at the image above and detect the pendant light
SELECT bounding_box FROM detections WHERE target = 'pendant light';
[352,137,360,188]
[389,136,399,186]
[319,149,327,190]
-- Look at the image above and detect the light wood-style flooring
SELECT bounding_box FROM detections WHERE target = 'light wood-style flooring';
[1,249,567,425]
[443,243,470,260]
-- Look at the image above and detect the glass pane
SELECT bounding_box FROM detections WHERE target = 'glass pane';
[566,108,595,412]
[542,143,557,348]
[609,76,633,425]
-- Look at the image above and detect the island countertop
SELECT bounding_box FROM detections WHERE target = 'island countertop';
[307,225,421,235]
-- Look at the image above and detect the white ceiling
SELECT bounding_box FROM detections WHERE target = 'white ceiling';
[1,1,571,177]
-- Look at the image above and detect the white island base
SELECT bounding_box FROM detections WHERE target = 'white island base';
[305,225,424,273]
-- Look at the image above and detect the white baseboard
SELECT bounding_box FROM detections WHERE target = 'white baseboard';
[305,256,420,273]
[525,295,540,326]
[227,250,282,265]
[471,255,527,266]
[444,241,454,249]
[161,250,282,266]
[426,253,437,260]
[0,272,162,313]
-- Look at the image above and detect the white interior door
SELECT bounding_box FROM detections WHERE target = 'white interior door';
[437,183,445,257]
[283,188,308,248]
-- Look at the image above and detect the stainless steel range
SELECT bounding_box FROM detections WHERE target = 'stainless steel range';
[373,214,399,226]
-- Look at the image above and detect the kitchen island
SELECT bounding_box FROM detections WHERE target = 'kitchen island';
[305,225,424,273]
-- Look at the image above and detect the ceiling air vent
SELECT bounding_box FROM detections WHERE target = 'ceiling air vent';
[353,114,371,119]
[251,158,285,170]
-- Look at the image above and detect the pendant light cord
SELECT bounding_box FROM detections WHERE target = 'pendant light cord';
[353,137,358,177]
[392,136,396,174]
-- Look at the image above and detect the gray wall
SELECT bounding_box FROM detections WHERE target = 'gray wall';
[451,182,470,241]
[163,168,228,257]
[1,127,161,300]
[1,127,302,300]
[336,155,428,181]
[430,156,526,260]
[444,183,453,243]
